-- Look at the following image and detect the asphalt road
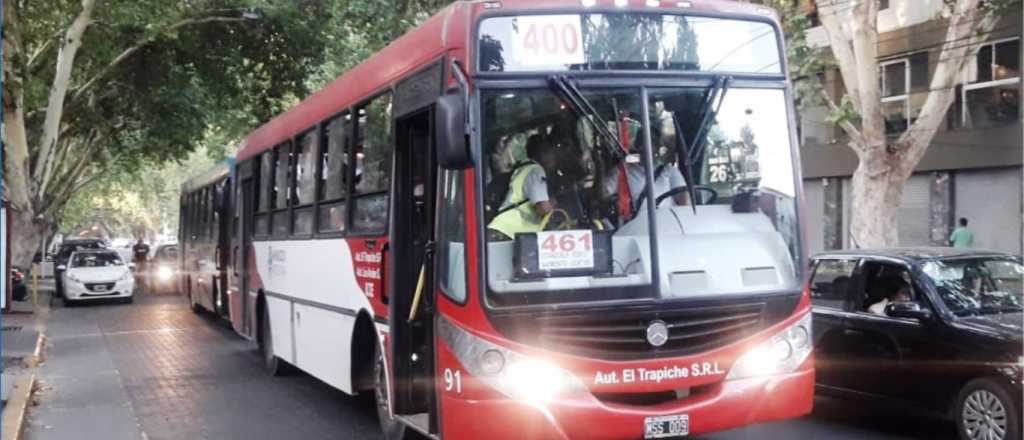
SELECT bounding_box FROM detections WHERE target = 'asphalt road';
[23,288,957,440]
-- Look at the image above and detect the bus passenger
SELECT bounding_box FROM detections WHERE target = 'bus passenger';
[487,134,556,241]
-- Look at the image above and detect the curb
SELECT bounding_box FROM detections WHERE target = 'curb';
[25,335,46,369]
[1,374,36,440]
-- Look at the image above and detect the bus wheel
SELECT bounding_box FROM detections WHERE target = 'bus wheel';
[259,303,288,376]
[374,341,407,440]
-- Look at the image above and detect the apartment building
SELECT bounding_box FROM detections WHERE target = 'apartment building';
[797,0,1022,254]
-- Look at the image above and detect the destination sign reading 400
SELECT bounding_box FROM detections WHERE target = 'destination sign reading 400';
[513,15,585,67]
[537,230,594,271]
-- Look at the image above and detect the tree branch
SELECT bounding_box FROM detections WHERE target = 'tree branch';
[817,0,862,112]
[33,0,98,199]
[820,88,864,146]
[70,15,250,103]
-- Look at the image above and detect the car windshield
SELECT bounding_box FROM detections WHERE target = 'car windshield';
[59,242,104,259]
[922,257,1024,316]
[157,246,178,259]
[480,86,800,307]
[71,253,124,268]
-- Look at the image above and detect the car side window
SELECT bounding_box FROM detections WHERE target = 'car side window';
[859,261,917,317]
[810,259,857,310]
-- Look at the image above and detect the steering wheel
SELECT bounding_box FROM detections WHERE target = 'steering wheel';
[656,185,718,206]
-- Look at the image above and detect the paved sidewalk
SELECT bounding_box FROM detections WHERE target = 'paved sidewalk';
[21,289,384,440]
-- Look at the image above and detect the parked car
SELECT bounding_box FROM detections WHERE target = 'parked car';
[59,249,134,305]
[809,248,1022,440]
[148,243,179,294]
[53,238,107,298]
[11,266,28,301]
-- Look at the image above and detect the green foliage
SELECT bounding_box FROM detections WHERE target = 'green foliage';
[60,146,219,238]
[825,95,861,126]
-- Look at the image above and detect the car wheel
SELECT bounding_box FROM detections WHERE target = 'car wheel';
[957,378,1020,440]
[259,303,288,376]
[374,341,407,440]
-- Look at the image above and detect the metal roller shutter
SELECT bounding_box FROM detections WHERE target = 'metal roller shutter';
[898,174,931,247]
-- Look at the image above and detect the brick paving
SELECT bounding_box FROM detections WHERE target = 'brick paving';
[23,291,384,440]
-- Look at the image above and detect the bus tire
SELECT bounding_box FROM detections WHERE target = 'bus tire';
[374,341,407,440]
[259,301,288,376]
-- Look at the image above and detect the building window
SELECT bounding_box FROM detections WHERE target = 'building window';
[963,38,1020,129]
[880,58,910,134]
[877,52,930,134]
[351,93,393,234]
[879,0,889,10]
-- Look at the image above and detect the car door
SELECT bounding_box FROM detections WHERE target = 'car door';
[831,258,911,397]
[809,257,859,389]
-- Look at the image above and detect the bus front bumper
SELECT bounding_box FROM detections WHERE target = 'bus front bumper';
[440,366,814,440]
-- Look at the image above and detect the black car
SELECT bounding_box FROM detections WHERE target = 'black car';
[809,248,1022,440]
[53,238,107,298]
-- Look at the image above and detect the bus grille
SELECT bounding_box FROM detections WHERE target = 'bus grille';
[530,303,766,359]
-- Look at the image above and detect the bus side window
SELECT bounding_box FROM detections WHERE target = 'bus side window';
[437,170,467,303]
[293,130,317,235]
[318,113,351,233]
[351,93,393,234]
[271,142,292,237]
[255,152,273,236]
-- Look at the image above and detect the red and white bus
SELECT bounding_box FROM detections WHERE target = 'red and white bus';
[182,1,813,438]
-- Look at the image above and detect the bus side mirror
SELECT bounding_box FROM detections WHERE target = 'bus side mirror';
[435,94,471,170]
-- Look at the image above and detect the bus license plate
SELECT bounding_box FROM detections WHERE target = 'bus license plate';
[644,414,689,439]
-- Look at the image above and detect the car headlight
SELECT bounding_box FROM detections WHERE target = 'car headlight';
[438,317,587,404]
[156,265,174,281]
[726,312,812,381]
[120,271,133,282]
[67,273,82,283]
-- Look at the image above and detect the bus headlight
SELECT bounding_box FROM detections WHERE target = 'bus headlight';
[438,317,587,404]
[156,265,174,282]
[726,312,812,381]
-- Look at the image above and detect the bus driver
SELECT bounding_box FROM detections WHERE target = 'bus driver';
[487,134,558,241]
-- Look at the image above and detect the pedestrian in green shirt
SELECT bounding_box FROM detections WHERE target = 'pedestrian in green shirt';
[949,217,974,248]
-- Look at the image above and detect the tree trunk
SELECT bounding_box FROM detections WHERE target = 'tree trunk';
[848,147,906,249]
[8,208,46,270]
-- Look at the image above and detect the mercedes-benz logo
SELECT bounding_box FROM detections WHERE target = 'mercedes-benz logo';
[646,320,669,347]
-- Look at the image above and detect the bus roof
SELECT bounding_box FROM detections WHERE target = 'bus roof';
[181,159,233,194]
[236,2,467,162]
[234,0,778,162]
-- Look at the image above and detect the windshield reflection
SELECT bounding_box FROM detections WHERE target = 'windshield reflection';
[922,258,1024,316]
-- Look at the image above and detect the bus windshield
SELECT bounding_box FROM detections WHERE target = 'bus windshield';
[481,85,800,307]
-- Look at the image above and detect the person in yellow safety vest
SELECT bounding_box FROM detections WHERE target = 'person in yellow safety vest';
[487,134,557,241]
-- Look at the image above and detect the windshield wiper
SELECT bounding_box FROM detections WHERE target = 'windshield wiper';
[547,75,626,160]
[670,114,699,214]
[687,75,732,164]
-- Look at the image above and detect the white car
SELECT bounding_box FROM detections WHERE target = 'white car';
[59,250,135,305]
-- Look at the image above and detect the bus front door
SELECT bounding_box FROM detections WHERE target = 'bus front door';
[388,107,437,428]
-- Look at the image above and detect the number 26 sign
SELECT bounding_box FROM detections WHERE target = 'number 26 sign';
[513,15,585,67]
